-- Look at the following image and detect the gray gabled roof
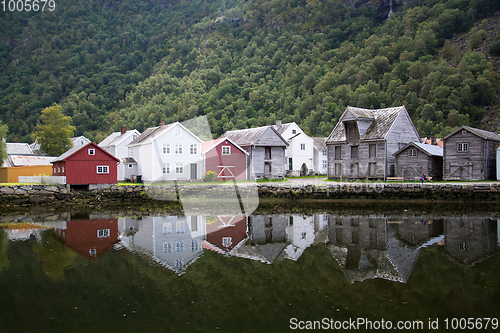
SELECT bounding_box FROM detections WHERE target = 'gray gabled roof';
[444,126,500,142]
[128,123,175,146]
[223,126,288,147]
[6,143,33,155]
[394,141,443,157]
[311,137,327,150]
[326,106,409,143]
[99,129,140,148]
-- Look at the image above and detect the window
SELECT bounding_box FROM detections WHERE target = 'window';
[301,232,307,239]
[163,143,170,154]
[97,165,109,174]
[128,164,132,168]
[174,128,181,137]
[191,239,200,252]
[335,146,342,160]
[292,129,296,134]
[322,150,327,156]
[53,168,56,173]
[88,148,95,155]
[351,146,358,159]
[175,163,183,174]
[191,216,198,232]
[62,167,65,173]
[97,229,110,238]
[190,144,197,155]
[175,143,182,155]
[222,146,231,155]
[133,134,138,140]
[163,163,170,174]
[162,222,172,235]
[300,144,305,150]
[175,241,184,253]
[344,122,359,141]
[457,143,469,152]
[323,160,327,168]
[408,149,417,157]
[176,221,184,234]
[265,147,271,159]
[57,167,60,173]
[222,237,232,248]
[89,248,97,256]
[369,144,376,158]
[462,130,468,136]
[459,242,470,251]
[163,242,172,254]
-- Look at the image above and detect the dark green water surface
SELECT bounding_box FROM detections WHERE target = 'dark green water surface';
[0,201,499,333]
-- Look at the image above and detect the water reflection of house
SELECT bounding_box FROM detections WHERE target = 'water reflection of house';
[284,215,316,261]
[204,215,248,254]
[326,215,422,283]
[52,218,119,261]
[443,217,497,265]
[119,216,206,273]
[391,216,443,247]
[233,215,288,263]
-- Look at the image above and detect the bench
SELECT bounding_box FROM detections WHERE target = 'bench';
[386,177,403,182]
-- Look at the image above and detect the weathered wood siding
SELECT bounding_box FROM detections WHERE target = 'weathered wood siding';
[255,127,287,147]
[327,141,386,179]
[395,148,443,180]
[250,146,286,178]
[443,131,493,180]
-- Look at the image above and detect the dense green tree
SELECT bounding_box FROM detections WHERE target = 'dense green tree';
[32,104,75,157]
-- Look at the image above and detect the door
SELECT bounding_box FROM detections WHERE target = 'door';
[288,158,293,170]
[264,162,271,177]
[190,163,197,179]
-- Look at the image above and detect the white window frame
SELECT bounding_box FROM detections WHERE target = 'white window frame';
[190,144,197,155]
[292,129,296,134]
[88,148,95,155]
[322,160,327,168]
[300,143,306,150]
[457,143,469,152]
[175,163,183,174]
[222,146,231,155]
[162,143,170,154]
[408,149,417,157]
[322,150,327,156]
[163,163,171,174]
[175,143,183,155]
[174,127,181,137]
[97,229,110,238]
[97,165,109,174]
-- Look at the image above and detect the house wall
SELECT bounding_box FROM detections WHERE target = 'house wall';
[204,140,247,181]
[327,141,386,179]
[251,146,286,178]
[287,138,314,173]
[395,148,443,180]
[313,148,328,174]
[129,143,152,180]
[444,131,490,180]
[119,162,137,181]
[0,165,53,183]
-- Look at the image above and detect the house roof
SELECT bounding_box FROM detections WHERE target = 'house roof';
[5,155,55,167]
[311,137,327,150]
[272,122,294,135]
[128,122,203,146]
[223,126,288,147]
[394,141,443,157]
[444,125,500,142]
[6,143,33,155]
[71,136,91,146]
[120,157,137,164]
[421,137,444,147]
[201,138,249,155]
[326,106,408,143]
[51,142,120,163]
[99,129,140,148]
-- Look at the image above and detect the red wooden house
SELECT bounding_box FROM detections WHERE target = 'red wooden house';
[202,138,248,181]
[205,215,248,254]
[52,218,119,261]
[51,142,119,186]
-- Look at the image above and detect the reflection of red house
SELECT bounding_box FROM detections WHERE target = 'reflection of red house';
[205,215,248,253]
[202,138,248,181]
[52,219,119,261]
[51,142,119,185]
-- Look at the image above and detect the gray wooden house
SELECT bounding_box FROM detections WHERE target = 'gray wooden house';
[443,126,500,180]
[326,106,420,179]
[394,142,443,180]
[223,126,288,179]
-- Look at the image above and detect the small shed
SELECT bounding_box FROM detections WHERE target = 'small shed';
[394,142,443,180]
[51,142,119,187]
[202,138,248,181]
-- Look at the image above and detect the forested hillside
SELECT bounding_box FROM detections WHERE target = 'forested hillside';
[1,0,499,143]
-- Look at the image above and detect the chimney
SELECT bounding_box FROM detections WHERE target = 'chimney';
[121,125,126,134]
[160,119,165,126]
[431,136,437,145]
[276,120,282,127]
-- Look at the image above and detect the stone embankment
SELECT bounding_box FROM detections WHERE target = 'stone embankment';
[0,182,499,210]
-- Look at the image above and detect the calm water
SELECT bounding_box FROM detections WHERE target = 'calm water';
[0,202,499,333]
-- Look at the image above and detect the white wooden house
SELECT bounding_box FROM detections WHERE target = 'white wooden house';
[326,106,420,179]
[98,126,141,181]
[127,121,204,183]
[312,137,328,175]
[272,121,314,176]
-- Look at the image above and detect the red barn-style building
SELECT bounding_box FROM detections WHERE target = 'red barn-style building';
[202,138,248,181]
[51,142,119,186]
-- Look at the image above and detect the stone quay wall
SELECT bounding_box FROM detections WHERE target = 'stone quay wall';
[0,182,499,209]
